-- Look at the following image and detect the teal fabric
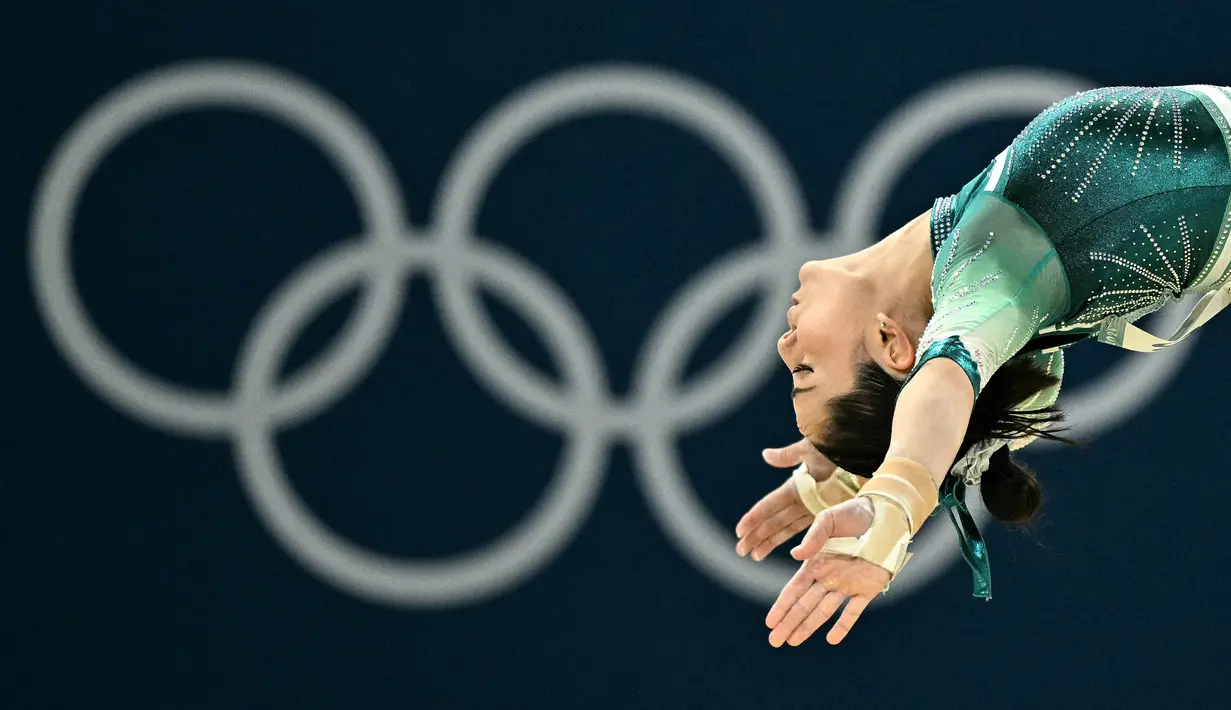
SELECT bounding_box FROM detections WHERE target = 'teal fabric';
[920,86,1231,598]
[1004,87,1231,324]
[939,477,991,600]
[914,191,1071,391]
[913,336,981,397]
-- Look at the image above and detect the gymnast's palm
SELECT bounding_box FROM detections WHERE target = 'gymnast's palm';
[734,438,835,560]
[766,498,890,646]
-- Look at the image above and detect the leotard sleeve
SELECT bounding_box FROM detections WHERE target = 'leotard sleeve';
[913,191,1071,398]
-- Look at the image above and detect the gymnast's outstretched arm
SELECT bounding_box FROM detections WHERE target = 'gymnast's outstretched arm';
[885,357,974,487]
[763,358,973,646]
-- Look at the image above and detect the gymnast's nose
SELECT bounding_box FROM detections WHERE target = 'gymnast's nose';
[797,260,821,286]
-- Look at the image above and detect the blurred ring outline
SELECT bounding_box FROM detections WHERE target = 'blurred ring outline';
[28,61,1197,607]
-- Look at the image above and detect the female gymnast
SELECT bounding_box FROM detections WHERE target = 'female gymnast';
[732,85,1231,647]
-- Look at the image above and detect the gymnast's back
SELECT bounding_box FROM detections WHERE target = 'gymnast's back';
[927,86,1231,344]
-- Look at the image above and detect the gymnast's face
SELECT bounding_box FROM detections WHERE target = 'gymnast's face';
[777,259,869,442]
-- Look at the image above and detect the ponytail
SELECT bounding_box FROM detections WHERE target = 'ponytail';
[813,355,1074,524]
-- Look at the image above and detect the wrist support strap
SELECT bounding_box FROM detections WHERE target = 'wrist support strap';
[791,465,867,514]
[819,458,939,588]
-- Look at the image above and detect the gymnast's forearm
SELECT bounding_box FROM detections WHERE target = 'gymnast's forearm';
[884,358,974,488]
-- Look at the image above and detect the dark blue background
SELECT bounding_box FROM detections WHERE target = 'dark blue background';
[7,2,1231,708]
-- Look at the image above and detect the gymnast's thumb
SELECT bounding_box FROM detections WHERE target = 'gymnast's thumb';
[791,501,872,560]
[761,444,802,469]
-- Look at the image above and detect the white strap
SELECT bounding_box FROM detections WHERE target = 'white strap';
[1101,282,1231,352]
[984,147,1011,193]
[791,465,826,515]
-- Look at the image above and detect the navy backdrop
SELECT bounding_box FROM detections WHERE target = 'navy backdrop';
[8,1,1231,708]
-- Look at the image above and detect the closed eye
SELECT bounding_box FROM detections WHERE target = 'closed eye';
[790,364,814,399]
[790,385,816,399]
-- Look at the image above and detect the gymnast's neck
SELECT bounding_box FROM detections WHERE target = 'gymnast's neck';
[842,209,935,338]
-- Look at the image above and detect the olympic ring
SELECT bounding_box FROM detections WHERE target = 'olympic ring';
[29,62,408,435]
[29,60,1199,607]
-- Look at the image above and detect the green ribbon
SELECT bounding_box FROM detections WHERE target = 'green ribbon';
[938,476,992,600]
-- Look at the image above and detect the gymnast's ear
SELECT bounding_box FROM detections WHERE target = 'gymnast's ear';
[872,312,915,376]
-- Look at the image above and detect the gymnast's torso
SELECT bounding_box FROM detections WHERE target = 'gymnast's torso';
[916,85,1231,402]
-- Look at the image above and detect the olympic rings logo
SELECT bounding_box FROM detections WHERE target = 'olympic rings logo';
[29,61,1199,608]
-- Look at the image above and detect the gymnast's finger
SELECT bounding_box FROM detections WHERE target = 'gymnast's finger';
[749,513,812,562]
[826,595,873,645]
[766,563,813,628]
[788,591,846,647]
[768,582,827,648]
[739,503,799,557]
[735,484,795,539]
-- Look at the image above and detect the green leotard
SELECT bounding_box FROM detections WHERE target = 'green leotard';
[918,85,1231,598]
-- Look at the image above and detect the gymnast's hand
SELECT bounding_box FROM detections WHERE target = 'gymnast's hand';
[766,497,889,646]
[734,439,835,561]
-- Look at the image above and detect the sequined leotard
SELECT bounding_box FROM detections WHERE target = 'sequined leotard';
[915,85,1231,597]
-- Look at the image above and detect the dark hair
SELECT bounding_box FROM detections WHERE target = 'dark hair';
[812,356,1074,524]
